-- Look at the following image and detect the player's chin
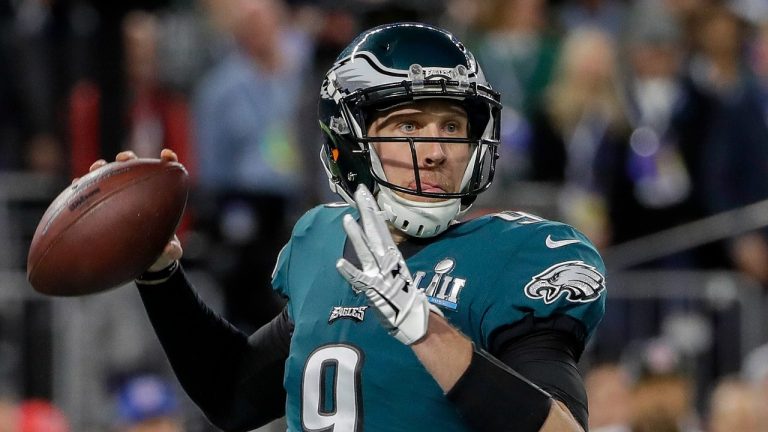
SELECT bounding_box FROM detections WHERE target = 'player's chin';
[394,189,451,203]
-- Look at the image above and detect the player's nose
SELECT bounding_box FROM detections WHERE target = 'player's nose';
[416,141,447,167]
[416,124,447,167]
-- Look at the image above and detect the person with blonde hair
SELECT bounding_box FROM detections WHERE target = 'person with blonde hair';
[707,377,767,432]
[531,26,629,248]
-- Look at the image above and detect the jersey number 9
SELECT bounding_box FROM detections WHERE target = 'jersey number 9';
[302,344,364,431]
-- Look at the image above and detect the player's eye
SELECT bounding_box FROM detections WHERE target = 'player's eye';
[444,122,459,134]
[398,122,417,133]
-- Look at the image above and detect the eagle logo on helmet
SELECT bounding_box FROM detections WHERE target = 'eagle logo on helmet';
[524,261,605,304]
[332,52,398,91]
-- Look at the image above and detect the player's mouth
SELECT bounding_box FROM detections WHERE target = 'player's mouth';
[408,180,449,194]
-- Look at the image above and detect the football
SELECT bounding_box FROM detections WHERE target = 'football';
[27,158,189,296]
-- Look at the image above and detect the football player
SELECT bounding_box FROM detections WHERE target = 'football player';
[102,22,606,432]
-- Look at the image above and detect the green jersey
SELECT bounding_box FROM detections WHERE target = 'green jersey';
[272,204,606,431]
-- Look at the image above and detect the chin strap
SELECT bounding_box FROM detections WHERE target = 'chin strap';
[376,187,461,238]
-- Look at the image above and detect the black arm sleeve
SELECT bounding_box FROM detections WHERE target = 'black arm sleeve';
[136,266,293,432]
[494,314,589,429]
[447,315,589,431]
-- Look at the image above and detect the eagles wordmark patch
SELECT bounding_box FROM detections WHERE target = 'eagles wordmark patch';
[524,261,605,304]
[328,306,368,323]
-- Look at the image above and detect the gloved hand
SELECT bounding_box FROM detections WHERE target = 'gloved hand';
[336,185,442,345]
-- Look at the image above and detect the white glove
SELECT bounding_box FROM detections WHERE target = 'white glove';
[336,185,443,345]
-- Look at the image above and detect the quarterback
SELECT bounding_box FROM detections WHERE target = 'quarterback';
[104,23,606,431]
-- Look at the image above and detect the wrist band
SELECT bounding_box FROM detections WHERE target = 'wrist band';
[135,260,180,285]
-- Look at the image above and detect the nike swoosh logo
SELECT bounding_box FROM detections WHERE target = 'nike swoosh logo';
[545,235,581,249]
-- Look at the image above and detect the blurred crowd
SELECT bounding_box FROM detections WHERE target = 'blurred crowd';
[585,338,768,431]
[2,0,768,430]
[0,374,185,431]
